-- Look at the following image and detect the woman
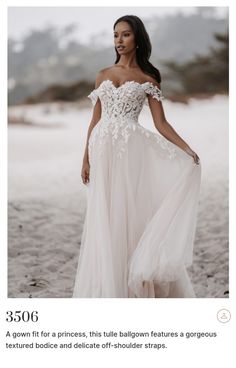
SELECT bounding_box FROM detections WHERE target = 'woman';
[72,15,201,298]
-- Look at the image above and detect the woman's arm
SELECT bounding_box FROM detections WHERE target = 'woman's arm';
[81,71,104,184]
[82,102,101,164]
[147,85,200,164]
[82,71,104,164]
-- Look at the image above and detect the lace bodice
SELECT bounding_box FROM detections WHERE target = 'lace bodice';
[87,79,177,160]
[88,79,164,122]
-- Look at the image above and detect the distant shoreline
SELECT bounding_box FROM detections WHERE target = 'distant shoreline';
[8,93,228,127]
[10,92,228,107]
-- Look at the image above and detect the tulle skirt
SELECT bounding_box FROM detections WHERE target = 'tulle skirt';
[72,118,201,298]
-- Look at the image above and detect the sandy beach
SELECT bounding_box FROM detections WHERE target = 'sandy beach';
[8,96,229,298]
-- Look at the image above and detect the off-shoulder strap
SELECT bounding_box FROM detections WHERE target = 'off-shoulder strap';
[143,82,164,103]
[87,89,99,106]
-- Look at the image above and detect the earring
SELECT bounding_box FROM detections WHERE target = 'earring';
[136,45,139,49]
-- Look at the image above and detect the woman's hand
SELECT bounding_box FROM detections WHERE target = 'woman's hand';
[185,147,200,165]
[81,160,90,184]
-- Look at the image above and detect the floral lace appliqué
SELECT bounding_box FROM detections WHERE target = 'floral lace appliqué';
[87,80,176,160]
[142,82,164,106]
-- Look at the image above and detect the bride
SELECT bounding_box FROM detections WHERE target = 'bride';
[72,14,201,298]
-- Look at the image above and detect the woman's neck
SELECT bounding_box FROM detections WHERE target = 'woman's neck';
[116,52,138,68]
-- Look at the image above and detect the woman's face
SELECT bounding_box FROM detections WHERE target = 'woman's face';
[114,21,136,55]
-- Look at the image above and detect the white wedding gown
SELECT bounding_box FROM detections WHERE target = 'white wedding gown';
[72,79,201,298]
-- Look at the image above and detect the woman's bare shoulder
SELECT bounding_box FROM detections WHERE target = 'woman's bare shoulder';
[143,75,161,89]
[95,66,116,88]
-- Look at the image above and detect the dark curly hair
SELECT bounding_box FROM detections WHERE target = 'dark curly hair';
[113,15,161,83]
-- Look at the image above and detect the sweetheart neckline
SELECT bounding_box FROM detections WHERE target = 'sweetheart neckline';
[97,79,159,91]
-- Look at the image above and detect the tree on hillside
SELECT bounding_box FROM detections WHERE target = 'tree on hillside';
[164,31,229,95]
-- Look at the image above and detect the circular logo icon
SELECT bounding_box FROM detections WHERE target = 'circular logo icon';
[217,309,231,323]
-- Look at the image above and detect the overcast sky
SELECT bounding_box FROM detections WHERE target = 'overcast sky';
[8,6,228,45]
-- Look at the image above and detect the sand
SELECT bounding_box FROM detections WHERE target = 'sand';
[8,96,229,298]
